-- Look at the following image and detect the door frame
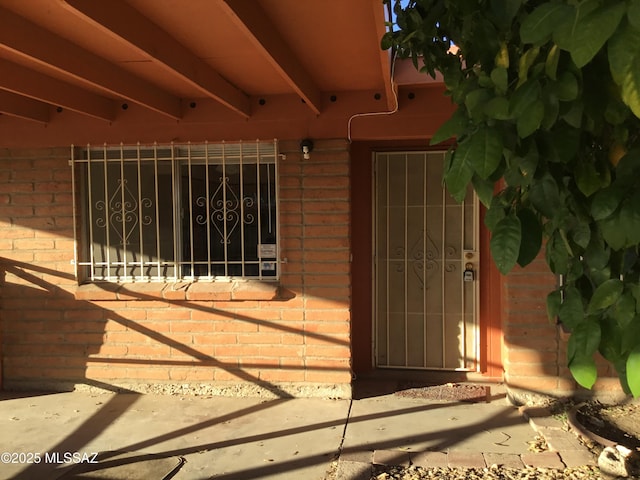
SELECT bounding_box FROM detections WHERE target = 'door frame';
[350,140,503,379]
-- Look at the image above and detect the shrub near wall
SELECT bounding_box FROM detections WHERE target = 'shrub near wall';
[0,140,352,398]
[502,253,625,402]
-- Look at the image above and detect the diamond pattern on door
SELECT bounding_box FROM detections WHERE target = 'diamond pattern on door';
[374,151,479,370]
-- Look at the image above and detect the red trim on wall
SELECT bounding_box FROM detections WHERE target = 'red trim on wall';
[350,141,374,374]
[479,206,504,378]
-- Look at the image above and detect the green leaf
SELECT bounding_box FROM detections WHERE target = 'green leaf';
[571,222,591,249]
[490,214,522,274]
[616,149,640,185]
[546,230,570,275]
[529,173,561,218]
[444,145,475,202]
[516,100,544,138]
[491,67,509,95]
[520,2,572,45]
[471,175,494,208]
[519,146,539,179]
[567,317,601,389]
[381,32,395,51]
[571,318,602,358]
[599,213,627,250]
[547,289,562,323]
[630,0,640,29]
[510,79,541,117]
[607,26,629,86]
[559,286,585,331]
[588,279,623,314]
[610,292,636,329]
[608,24,640,119]
[621,317,640,355]
[575,161,603,197]
[431,109,468,145]
[484,96,511,120]
[553,71,579,101]
[591,187,624,221]
[620,192,640,245]
[516,207,542,267]
[626,346,640,397]
[484,202,506,231]
[467,128,504,179]
[490,0,523,30]
[599,317,624,365]
[541,87,560,130]
[584,232,609,270]
[569,353,598,389]
[465,88,492,120]
[554,2,626,68]
[517,47,540,87]
[545,44,560,80]
[562,101,584,128]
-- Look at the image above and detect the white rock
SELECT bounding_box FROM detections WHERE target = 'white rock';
[598,445,634,478]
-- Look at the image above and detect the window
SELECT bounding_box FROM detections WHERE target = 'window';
[71,141,279,282]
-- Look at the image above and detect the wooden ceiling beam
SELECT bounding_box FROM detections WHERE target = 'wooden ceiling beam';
[0,90,49,124]
[0,59,115,121]
[62,0,251,119]
[372,0,397,112]
[220,0,323,115]
[0,6,181,120]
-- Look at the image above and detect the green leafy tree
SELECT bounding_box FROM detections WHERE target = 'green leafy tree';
[382,0,640,395]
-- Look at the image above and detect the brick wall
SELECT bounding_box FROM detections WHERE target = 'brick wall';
[0,140,352,398]
[502,253,624,401]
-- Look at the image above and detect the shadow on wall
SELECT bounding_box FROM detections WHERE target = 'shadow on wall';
[0,258,351,399]
[500,256,626,404]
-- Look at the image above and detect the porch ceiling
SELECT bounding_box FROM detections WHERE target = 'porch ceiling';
[0,0,446,145]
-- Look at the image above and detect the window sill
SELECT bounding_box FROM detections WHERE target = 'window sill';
[74,280,281,302]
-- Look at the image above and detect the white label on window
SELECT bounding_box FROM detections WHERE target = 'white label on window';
[258,244,277,258]
[261,261,276,271]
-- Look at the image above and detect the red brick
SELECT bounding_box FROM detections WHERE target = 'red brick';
[126,344,171,356]
[169,368,213,381]
[213,321,258,332]
[303,163,349,176]
[302,201,349,213]
[193,333,237,345]
[304,322,350,334]
[11,193,52,205]
[13,238,54,250]
[305,370,351,383]
[214,369,250,381]
[170,321,214,333]
[260,369,305,382]
[305,345,350,358]
[93,345,128,356]
[85,365,129,379]
[215,345,260,357]
[240,357,280,367]
[258,345,303,357]
[506,348,558,364]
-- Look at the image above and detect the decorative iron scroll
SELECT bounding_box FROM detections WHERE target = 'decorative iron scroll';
[95,179,153,245]
[394,230,441,289]
[194,176,256,244]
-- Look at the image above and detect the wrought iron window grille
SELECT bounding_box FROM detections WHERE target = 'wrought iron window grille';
[71,141,280,283]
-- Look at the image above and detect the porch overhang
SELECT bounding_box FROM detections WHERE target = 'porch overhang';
[0,0,451,146]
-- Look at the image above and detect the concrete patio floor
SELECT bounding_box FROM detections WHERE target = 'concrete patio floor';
[0,383,586,479]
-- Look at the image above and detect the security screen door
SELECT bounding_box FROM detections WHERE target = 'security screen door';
[374,151,479,370]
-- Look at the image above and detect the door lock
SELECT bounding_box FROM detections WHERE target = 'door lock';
[463,263,475,282]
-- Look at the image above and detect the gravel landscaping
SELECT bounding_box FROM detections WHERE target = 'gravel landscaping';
[371,464,602,480]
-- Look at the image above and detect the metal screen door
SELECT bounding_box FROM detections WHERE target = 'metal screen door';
[374,151,479,370]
